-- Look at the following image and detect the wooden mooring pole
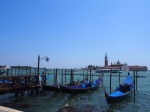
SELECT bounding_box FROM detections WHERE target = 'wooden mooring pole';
[118,70,120,85]
[101,71,103,85]
[62,69,63,85]
[110,69,112,94]
[134,71,135,101]
[92,71,93,82]
[83,71,84,80]
[53,69,55,85]
[65,70,66,85]
[87,70,88,78]
[90,69,91,83]
[70,69,72,84]
[56,68,58,85]
[136,71,138,91]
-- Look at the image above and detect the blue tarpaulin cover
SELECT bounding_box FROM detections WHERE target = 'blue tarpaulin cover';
[109,91,125,97]
[109,72,132,97]
[46,75,49,80]
[122,75,133,84]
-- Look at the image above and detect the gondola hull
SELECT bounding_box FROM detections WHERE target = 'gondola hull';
[105,90,132,103]
[59,78,101,94]
[42,77,89,92]
[60,84,100,94]
[42,85,60,92]
[104,72,133,103]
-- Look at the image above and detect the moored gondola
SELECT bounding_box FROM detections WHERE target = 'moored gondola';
[59,77,101,94]
[104,72,133,103]
[42,76,89,92]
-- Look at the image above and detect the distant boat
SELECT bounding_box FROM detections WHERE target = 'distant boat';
[59,77,101,94]
[95,69,122,73]
[104,72,133,103]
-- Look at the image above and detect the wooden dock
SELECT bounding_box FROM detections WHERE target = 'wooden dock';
[0,75,47,96]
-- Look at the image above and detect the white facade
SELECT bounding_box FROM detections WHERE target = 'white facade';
[121,63,129,71]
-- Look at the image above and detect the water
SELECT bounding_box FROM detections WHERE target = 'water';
[0,71,150,112]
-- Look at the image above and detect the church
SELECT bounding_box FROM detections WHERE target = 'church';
[100,54,148,71]
[83,54,148,71]
[98,54,129,71]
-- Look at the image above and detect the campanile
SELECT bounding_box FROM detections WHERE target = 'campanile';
[105,53,108,67]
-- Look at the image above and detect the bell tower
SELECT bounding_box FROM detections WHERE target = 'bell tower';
[105,53,108,67]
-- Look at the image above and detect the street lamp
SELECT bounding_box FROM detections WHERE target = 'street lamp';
[37,55,49,75]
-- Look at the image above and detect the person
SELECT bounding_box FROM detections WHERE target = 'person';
[120,83,129,92]
[82,76,88,83]
[76,79,80,85]
[119,83,125,92]
[71,81,76,85]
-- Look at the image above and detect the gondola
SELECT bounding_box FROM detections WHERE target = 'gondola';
[59,77,101,94]
[43,77,89,92]
[104,72,133,103]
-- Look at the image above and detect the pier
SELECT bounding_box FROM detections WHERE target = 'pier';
[0,75,47,96]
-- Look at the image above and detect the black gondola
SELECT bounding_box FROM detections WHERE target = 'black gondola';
[59,77,101,94]
[104,72,133,103]
[42,77,89,92]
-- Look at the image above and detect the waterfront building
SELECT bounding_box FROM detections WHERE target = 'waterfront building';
[110,60,129,71]
[84,54,148,72]
[97,54,129,72]
[128,66,148,71]
[103,54,129,71]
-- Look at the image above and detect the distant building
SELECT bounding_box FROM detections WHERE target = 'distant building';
[110,60,129,71]
[81,68,90,70]
[100,54,129,71]
[105,53,108,67]
[84,54,148,71]
[128,66,148,71]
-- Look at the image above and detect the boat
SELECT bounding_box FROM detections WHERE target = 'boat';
[43,77,89,92]
[104,72,133,103]
[96,69,122,73]
[59,77,101,94]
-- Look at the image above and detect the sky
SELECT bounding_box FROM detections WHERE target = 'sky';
[0,0,150,69]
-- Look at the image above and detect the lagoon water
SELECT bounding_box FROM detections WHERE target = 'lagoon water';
[0,70,150,112]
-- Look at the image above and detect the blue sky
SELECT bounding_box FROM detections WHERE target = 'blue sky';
[0,0,150,69]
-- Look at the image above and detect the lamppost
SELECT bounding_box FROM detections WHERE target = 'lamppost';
[37,55,49,75]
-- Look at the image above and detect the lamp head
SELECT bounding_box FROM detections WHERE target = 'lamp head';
[45,57,49,62]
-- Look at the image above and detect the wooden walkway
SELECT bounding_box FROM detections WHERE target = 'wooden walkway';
[0,75,46,95]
